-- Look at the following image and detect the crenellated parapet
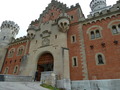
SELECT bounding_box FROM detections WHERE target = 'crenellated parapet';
[67,3,81,12]
[1,20,19,35]
[38,0,68,21]
[0,20,20,47]
[10,36,29,46]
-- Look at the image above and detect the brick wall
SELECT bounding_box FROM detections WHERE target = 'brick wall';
[83,14,120,80]
[1,40,29,75]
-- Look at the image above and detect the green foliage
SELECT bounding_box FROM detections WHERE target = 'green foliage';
[40,84,60,90]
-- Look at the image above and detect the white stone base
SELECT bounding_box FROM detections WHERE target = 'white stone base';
[57,79,71,90]
[71,79,120,90]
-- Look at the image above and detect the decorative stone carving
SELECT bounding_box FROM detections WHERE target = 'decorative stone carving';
[40,30,51,46]
[57,13,70,33]
[40,30,51,38]
[42,38,50,46]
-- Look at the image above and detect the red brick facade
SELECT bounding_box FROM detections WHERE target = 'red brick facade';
[1,39,30,75]
[83,15,120,80]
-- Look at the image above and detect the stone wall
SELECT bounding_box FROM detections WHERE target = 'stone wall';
[0,75,32,82]
[71,79,120,90]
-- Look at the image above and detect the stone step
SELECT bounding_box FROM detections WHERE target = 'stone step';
[0,82,49,90]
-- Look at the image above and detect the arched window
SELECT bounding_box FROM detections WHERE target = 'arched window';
[98,54,104,64]
[13,66,19,74]
[8,48,15,58]
[112,26,118,34]
[118,24,120,32]
[17,45,24,56]
[96,30,101,38]
[91,31,95,39]
[4,67,9,74]
[95,53,105,65]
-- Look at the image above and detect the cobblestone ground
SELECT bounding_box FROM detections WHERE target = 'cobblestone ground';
[0,82,49,90]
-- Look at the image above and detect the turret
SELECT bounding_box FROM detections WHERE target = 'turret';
[27,20,39,39]
[57,13,70,33]
[0,20,19,47]
[90,0,106,11]
[90,0,111,15]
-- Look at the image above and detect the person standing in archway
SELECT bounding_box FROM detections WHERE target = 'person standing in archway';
[34,70,38,81]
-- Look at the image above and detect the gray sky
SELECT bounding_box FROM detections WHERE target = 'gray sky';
[0,0,117,38]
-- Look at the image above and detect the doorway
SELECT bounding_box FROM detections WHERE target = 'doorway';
[36,53,54,81]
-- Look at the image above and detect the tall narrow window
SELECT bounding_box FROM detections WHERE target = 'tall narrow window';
[112,26,118,34]
[71,35,76,43]
[3,36,6,40]
[98,54,104,64]
[55,35,57,39]
[71,16,74,20]
[13,66,18,74]
[96,30,101,38]
[72,57,78,66]
[91,31,95,39]
[4,67,9,74]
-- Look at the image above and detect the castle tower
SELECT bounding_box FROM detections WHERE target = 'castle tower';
[0,21,19,72]
[0,20,19,47]
[90,0,111,15]
[90,0,106,11]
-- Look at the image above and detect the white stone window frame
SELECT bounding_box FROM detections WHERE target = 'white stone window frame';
[71,35,76,43]
[17,45,25,56]
[70,15,74,21]
[72,56,78,67]
[108,20,120,35]
[8,48,15,58]
[95,53,106,65]
[13,65,19,74]
[4,67,9,74]
[87,25,103,40]
[111,24,120,35]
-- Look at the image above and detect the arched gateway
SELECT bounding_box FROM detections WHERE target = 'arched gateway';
[36,53,54,81]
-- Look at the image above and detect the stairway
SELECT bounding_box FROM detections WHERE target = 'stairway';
[0,82,49,90]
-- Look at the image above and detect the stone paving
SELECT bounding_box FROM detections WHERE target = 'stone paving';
[0,82,49,90]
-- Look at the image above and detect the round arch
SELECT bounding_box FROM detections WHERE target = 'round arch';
[35,52,54,81]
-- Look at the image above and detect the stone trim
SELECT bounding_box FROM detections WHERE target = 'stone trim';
[72,56,78,67]
[71,35,76,43]
[95,53,106,65]
[16,45,25,56]
[7,48,15,58]
[13,65,19,74]
[108,20,120,35]
[4,67,9,74]
[87,25,103,40]
[79,24,88,80]
[108,20,120,28]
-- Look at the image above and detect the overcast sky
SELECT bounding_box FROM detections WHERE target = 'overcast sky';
[0,0,118,38]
